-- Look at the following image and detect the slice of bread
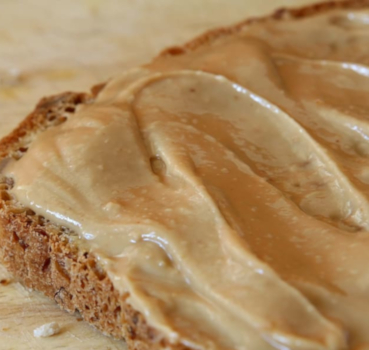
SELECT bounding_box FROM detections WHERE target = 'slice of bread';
[1,1,368,349]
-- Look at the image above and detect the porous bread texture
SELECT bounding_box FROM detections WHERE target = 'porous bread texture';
[1,1,369,349]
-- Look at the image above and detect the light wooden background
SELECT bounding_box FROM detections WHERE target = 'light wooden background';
[0,0,322,349]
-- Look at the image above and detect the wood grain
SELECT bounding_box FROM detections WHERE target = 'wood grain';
[0,0,323,349]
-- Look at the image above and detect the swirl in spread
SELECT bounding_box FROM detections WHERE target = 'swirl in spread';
[6,8,369,350]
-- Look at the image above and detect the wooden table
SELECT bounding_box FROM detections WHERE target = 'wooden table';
[0,0,322,349]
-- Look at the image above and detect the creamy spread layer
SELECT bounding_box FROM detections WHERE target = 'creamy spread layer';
[5,7,369,350]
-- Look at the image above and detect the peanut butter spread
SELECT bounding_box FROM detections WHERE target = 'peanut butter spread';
[5,7,369,350]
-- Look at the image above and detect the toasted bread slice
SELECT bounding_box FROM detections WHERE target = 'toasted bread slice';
[1,1,369,349]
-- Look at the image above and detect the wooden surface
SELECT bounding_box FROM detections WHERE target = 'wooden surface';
[0,0,321,349]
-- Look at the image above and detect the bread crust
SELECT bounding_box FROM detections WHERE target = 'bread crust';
[0,1,368,349]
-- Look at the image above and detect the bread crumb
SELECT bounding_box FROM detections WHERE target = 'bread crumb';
[33,322,60,338]
[0,279,11,286]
